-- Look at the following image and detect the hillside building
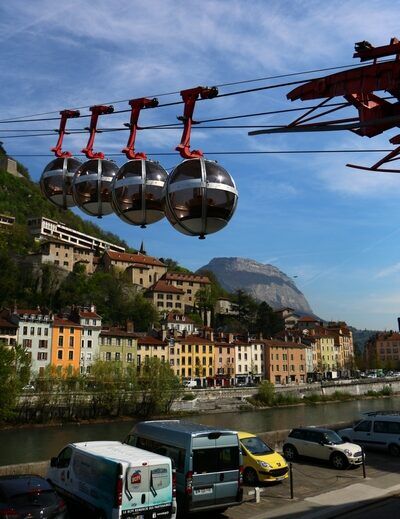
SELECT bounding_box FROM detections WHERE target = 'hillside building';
[27,239,96,274]
[136,336,168,371]
[102,251,167,288]
[0,214,15,230]
[145,281,184,312]
[179,335,214,383]
[28,217,125,254]
[161,313,197,336]
[0,156,22,178]
[365,331,400,368]
[0,313,17,347]
[162,272,211,311]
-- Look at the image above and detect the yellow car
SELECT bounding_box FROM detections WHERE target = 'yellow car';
[238,431,289,484]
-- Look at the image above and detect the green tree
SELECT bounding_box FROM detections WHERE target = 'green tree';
[254,301,284,337]
[138,357,181,416]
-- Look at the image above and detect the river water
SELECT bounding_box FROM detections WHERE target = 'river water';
[2,397,399,466]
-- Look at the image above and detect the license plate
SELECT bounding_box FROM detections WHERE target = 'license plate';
[276,476,285,480]
[194,487,213,495]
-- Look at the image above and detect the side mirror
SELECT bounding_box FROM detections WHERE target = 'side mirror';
[50,457,58,468]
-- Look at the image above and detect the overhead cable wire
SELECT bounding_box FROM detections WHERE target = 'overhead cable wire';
[6,149,396,158]
[0,58,394,122]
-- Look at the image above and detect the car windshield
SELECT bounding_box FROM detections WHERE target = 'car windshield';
[241,436,274,455]
[322,431,345,445]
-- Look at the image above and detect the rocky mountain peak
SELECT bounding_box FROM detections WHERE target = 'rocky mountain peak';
[197,257,313,314]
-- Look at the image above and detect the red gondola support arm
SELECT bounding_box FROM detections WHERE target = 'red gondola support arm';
[82,105,114,159]
[122,97,159,160]
[176,86,218,159]
[51,109,80,158]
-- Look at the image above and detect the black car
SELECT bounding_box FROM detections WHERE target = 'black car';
[0,475,67,518]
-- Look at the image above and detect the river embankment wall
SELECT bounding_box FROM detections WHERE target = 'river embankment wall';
[172,378,400,412]
[0,420,354,477]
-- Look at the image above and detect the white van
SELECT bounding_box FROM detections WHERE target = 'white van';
[47,441,177,519]
[338,411,400,457]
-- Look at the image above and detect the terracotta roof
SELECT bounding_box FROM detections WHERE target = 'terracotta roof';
[179,335,214,345]
[53,317,82,328]
[13,309,43,316]
[263,338,307,349]
[163,272,210,284]
[79,311,101,319]
[298,316,320,322]
[0,317,17,329]
[377,332,400,341]
[147,281,184,294]
[137,336,166,346]
[106,251,165,267]
[100,327,138,338]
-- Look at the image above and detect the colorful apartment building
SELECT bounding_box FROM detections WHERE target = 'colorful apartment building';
[51,317,82,373]
[136,336,168,371]
[365,332,400,368]
[263,339,307,384]
[99,324,137,367]
[70,306,102,374]
[179,335,214,382]
[10,308,53,374]
[214,342,235,385]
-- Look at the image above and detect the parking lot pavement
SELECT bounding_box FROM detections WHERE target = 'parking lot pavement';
[222,450,400,519]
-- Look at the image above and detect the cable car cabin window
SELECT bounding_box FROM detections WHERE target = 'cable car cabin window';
[193,447,239,474]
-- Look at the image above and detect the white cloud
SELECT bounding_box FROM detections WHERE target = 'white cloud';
[376,263,400,279]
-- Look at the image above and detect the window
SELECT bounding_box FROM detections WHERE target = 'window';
[70,328,74,334]
[115,352,121,361]
[69,337,74,348]
[105,352,111,361]
[23,326,27,335]
[354,420,372,432]
[116,339,121,346]
[57,350,63,360]
[37,352,47,361]
[193,447,239,474]
[87,340,92,349]
[22,339,32,348]
[127,353,133,362]
[38,340,47,349]
[87,330,92,336]
[37,327,42,336]
[373,420,400,434]
[58,336,63,347]
[60,327,64,333]
[30,327,35,335]
[68,351,73,360]
[44,328,48,336]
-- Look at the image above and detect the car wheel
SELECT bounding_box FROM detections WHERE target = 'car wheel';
[243,467,258,485]
[283,444,297,461]
[331,452,348,470]
[388,443,400,457]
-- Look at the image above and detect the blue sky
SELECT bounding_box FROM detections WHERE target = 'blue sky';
[2,0,400,330]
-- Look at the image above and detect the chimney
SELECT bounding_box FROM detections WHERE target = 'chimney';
[126,320,134,333]
[90,304,96,313]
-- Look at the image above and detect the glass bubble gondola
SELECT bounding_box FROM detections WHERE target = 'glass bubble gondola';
[72,158,119,217]
[164,158,238,239]
[40,157,82,209]
[112,159,168,227]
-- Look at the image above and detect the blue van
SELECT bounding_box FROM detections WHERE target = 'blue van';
[125,420,243,515]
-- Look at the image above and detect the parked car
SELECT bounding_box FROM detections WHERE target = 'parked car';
[238,431,288,484]
[22,384,35,391]
[0,475,67,518]
[182,379,198,388]
[47,441,176,519]
[125,420,243,515]
[283,427,363,469]
[338,411,400,456]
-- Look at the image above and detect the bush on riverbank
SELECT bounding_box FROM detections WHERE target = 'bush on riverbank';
[366,385,393,397]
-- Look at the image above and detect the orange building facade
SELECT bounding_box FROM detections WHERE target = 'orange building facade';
[51,317,82,372]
